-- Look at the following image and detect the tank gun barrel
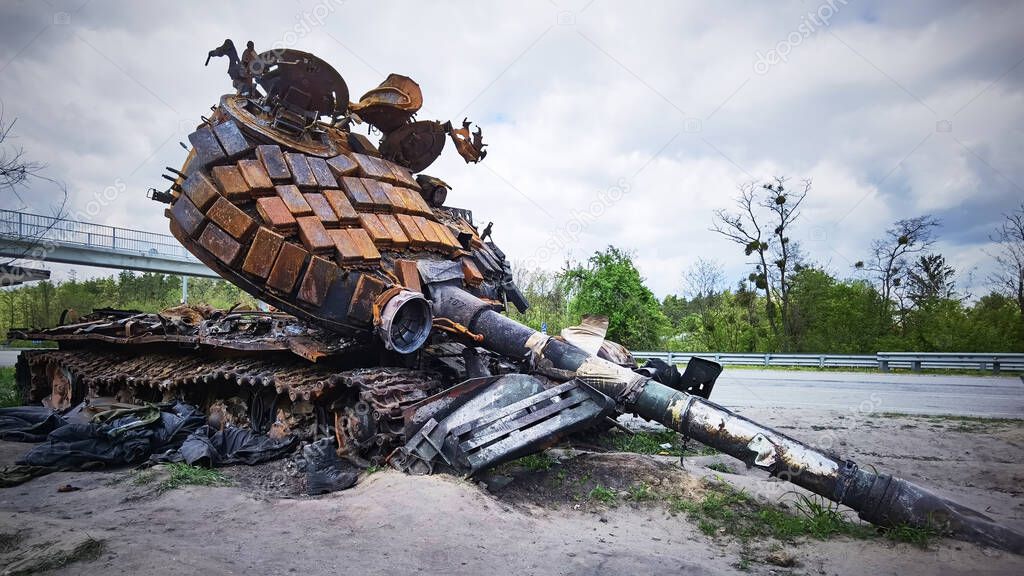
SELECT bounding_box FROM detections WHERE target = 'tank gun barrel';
[428,283,1024,554]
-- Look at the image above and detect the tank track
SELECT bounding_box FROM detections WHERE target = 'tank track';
[17,349,447,465]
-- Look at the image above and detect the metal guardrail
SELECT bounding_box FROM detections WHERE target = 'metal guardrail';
[632,351,1024,374]
[0,208,197,262]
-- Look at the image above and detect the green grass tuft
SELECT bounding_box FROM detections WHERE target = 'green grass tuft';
[0,366,19,408]
[589,485,617,505]
[883,522,941,548]
[707,462,734,474]
[514,452,554,471]
[159,463,230,491]
[603,429,718,457]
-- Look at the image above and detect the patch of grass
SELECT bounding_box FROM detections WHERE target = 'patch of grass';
[159,463,229,491]
[602,429,718,457]
[588,485,617,505]
[364,464,383,475]
[4,537,105,576]
[883,522,940,548]
[669,482,875,545]
[627,482,656,502]
[0,366,19,408]
[132,469,157,485]
[514,452,554,471]
[707,462,734,474]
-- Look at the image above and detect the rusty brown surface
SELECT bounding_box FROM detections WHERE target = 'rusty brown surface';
[306,156,339,188]
[326,154,359,178]
[284,152,317,189]
[255,196,298,231]
[207,196,256,240]
[198,222,243,265]
[304,193,340,227]
[242,227,285,278]
[322,189,359,224]
[169,194,205,238]
[329,228,363,263]
[257,144,291,180]
[266,241,308,293]
[211,165,251,200]
[237,158,274,195]
[295,215,335,254]
[275,184,314,216]
[340,176,374,210]
[182,171,220,211]
[358,213,392,245]
[297,255,338,307]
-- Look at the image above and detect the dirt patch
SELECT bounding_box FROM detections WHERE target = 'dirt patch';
[490,451,705,511]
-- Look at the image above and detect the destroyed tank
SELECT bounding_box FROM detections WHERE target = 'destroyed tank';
[9,41,1024,554]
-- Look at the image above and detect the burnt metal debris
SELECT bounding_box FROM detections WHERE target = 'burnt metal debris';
[4,41,1022,555]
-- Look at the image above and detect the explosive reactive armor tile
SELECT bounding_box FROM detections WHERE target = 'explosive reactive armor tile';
[198,223,242,266]
[296,216,334,254]
[378,214,409,248]
[361,179,394,211]
[257,145,291,181]
[206,197,256,240]
[462,258,484,286]
[359,213,392,245]
[266,242,308,293]
[169,195,205,238]
[304,193,340,226]
[211,165,250,201]
[329,228,363,263]
[182,171,220,211]
[212,120,252,159]
[326,154,359,179]
[285,153,317,189]
[188,126,226,169]
[395,259,422,293]
[396,213,427,248]
[297,255,337,306]
[275,185,314,216]
[347,228,381,261]
[322,189,359,224]
[340,177,374,210]
[237,159,274,196]
[347,273,386,323]
[255,196,298,232]
[242,227,285,279]
[306,156,339,188]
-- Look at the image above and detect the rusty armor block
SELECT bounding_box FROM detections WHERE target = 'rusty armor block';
[326,154,359,179]
[257,144,291,181]
[359,213,392,246]
[378,215,410,249]
[361,179,394,211]
[242,227,285,279]
[347,228,381,261]
[347,273,386,323]
[169,195,205,238]
[322,189,360,225]
[211,165,251,201]
[237,159,274,196]
[395,259,422,293]
[296,216,335,254]
[266,242,308,293]
[395,213,427,248]
[255,196,298,232]
[198,223,242,266]
[188,125,226,169]
[297,255,338,306]
[306,156,339,188]
[206,197,256,240]
[212,120,252,159]
[182,171,220,211]
[340,176,374,210]
[304,193,340,227]
[275,185,314,216]
[329,229,363,263]
[285,153,317,189]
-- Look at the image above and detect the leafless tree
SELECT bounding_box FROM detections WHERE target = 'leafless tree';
[988,203,1024,324]
[683,258,724,339]
[856,215,939,323]
[0,108,69,270]
[711,176,809,346]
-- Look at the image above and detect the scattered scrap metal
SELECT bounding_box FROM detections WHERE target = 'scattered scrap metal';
[2,40,1021,556]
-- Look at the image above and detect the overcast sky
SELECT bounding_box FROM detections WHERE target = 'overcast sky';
[1,0,1022,299]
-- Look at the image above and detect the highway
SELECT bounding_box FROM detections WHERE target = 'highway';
[711,368,1024,418]
[2,350,1021,417]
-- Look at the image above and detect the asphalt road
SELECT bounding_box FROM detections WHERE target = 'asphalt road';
[1,350,1021,417]
[711,369,1024,418]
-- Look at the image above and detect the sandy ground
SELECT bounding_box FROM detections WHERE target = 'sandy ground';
[1,407,1022,576]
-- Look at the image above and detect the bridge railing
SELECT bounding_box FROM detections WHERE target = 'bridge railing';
[0,208,197,262]
[631,351,1024,374]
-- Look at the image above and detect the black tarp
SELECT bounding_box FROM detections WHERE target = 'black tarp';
[0,406,67,443]
[153,425,299,467]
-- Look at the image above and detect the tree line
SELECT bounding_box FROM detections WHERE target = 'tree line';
[510,180,1024,353]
